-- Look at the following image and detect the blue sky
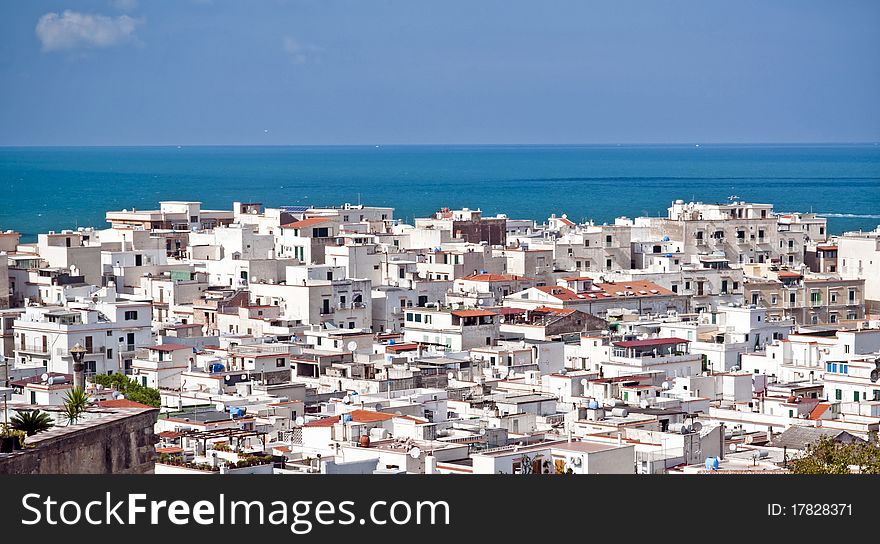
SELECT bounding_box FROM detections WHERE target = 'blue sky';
[1,0,879,145]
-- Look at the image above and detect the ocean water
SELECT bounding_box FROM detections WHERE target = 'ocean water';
[1,144,879,242]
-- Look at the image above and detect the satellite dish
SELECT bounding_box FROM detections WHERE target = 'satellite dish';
[295,416,305,426]
[447,372,455,380]
[240,374,247,380]
[375,403,383,411]
[729,443,737,452]
[342,395,351,404]
[661,381,670,390]
[40,373,49,381]
[692,421,703,432]
[679,425,689,434]
[477,299,484,305]
[347,341,358,351]
[409,446,422,459]
[580,379,589,387]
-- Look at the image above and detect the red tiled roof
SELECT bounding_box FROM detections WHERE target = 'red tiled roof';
[157,431,183,439]
[385,343,420,353]
[533,306,576,315]
[535,285,581,301]
[348,409,394,423]
[281,217,332,229]
[808,402,831,420]
[451,309,498,318]
[156,446,183,454]
[303,416,340,428]
[613,337,690,348]
[592,281,674,297]
[302,409,394,427]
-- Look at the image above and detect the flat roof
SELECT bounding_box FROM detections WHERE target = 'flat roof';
[613,337,690,348]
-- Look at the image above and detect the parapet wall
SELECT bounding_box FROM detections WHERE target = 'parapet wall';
[0,407,158,474]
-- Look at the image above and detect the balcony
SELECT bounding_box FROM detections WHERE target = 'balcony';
[17,343,50,355]
[56,345,106,357]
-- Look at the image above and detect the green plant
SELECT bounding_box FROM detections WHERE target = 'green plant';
[787,436,880,474]
[10,409,55,436]
[63,387,90,425]
[92,374,161,408]
[0,425,28,449]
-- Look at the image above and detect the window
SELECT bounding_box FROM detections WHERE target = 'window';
[835,389,842,401]
[276,358,286,368]
[124,310,138,320]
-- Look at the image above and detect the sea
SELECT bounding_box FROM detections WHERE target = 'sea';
[1,144,879,242]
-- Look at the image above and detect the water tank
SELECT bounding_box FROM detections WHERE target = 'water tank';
[209,363,225,373]
[610,407,629,418]
[587,400,600,410]
[705,457,720,471]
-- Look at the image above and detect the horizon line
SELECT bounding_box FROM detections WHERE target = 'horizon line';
[1,141,879,149]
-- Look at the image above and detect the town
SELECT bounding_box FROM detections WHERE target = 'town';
[1,198,879,474]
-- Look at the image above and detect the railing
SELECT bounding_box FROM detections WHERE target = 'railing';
[17,343,50,355]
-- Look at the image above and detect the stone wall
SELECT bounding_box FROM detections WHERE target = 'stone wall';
[0,407,158,474]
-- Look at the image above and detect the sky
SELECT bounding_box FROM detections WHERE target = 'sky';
[1,0,879,146]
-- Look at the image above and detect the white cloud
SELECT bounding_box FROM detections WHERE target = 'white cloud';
[282,36,321,64]
[110,0,139,12]
[35,10,141,52]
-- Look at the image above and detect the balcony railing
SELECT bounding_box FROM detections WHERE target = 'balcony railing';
[17,344,50,355]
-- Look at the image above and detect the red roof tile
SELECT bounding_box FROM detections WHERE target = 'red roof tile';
[451,309,498,318]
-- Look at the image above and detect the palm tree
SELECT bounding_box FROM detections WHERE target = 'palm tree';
[10,410,55,436]
[63,387,90,425]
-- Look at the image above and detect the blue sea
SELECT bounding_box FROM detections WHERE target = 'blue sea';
[2,144,879,242]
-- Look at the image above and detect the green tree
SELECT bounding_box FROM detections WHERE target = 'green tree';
[10,409,55,436]
[787,435,880,474]
[92,373,160,408]
[62,387,90,425]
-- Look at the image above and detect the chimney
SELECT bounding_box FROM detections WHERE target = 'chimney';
[425,455,437,475]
